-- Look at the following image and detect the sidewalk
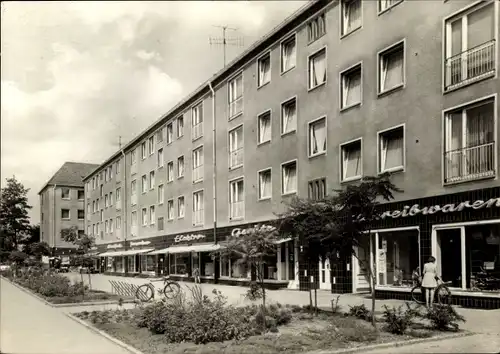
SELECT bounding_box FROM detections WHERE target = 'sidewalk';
[0,278,130,354]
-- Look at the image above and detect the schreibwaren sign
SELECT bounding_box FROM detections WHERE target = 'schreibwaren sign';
[130,240,151,247]
[174,234,206,243]
[378,197,500,219]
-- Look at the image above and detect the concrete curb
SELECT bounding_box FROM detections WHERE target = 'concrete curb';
[309,331,474,354]
[65,312,145,354]
[0,276,133,308]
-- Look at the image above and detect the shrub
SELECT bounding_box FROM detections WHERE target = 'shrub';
[422,304,465,331]
[382,303,420,335]
[348,304,372,321]
[331,317,379,342]
[245,281,263,301]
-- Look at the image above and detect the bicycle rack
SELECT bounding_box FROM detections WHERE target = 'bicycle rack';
[109,280,139,298]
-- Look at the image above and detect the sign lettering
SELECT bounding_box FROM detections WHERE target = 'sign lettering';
[106,243,123,249]
[130,240,151,247]
[174,234,206,243]
[231,224,276,238]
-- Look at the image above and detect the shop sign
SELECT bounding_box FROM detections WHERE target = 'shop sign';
[106,243,123,249]
[174,234,206,243]
[378,197,500,220]
[231,224,276,238]
[130,240,151,247]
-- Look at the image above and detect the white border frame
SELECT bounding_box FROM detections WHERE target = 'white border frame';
[228,123,244,170]
[176,115,184,139]
[157,184,164,205]
[149,205,155,226]
[192,144,204,184]
[440,93,498,186]
[61,187,71,200]
[166,161,174,184]
[339,61,363,111]
[227,70,244,121]
[257,167,272,201]
[167,199,175,221]
[339,137,363,183]
[228,175,245,221]
[141,207,147,226]
[177,155,185,179]
[166,121,173,145]
[280,95,298,137]
[376,123,406,174]
[149,170,155,190]
[141,174,147,194]
[376,38,406,96]
[377,0,404,16]
[307,115,328,158]
[192,188,205,227]
[339,0,363,39]
[307,46,328,92]
[256,50,272,89]
[280,32,297,75]
[280,158,298,196]
[191,100,204,142]
[157,147,164,169]
[61,208,71,220]
[148,135,155,156]
[177,195,185,219]
[257,109,272,146]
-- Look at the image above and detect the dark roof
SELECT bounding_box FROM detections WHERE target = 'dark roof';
[39,162,100,194]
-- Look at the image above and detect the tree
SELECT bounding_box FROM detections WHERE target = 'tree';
[24,241,51,259]
[0,177,32,251]
[278,173,402,326]
[8,250,28,265]
[61,226,95,254]
[21,224,41,247]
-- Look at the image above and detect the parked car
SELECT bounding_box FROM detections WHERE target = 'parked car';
[78,266,98,274]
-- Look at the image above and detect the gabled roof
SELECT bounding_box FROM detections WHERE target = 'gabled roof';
[39,162,100,194]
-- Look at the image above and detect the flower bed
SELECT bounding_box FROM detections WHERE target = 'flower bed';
[72,286,465,354]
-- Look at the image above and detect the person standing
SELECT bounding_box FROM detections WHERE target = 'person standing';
[193,265,200,284]
[422,256,439,308]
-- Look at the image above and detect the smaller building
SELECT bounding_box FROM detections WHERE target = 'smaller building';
[39,162,100,257]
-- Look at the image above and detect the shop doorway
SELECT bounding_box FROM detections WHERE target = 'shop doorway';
[319,257,331,290]
[436,228,463,288]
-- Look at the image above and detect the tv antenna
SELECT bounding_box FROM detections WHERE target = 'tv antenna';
[209,25,244,67]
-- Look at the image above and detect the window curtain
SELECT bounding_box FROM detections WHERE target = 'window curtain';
[310,120,326,154]
[283,102,296,133]
[344,0,361,33]
[259,58,270,85]
[381,133,403,171]
[467,4,494,49]
[168,164,173,180]
[381,49,403,91]
[343,146,361,179]
[465,102,494,174]
[178,159,184,176]
[343,70,361,107]
[310,52,326,87]
[259,114,271,142]
[178,199,185,217]
[283,165,297,193]
[283,40,296,71]
[260,172,271,198]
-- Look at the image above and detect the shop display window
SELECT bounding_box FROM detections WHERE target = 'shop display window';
[141,255,156,273]
[467,224,500,292]
[115,257,124,273]
[170,253,189,275]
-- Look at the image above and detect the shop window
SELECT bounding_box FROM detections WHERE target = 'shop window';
[467,224,500,292]
[127,255,137,272]
[170,253,190,275]
[115,257,124,273]
[200,252,214,277]
[141,255,156,273]
[220,256,249,279]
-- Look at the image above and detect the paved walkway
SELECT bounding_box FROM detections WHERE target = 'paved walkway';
[0,278,130,354]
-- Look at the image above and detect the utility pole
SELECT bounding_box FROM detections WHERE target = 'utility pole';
[209,25,244,67]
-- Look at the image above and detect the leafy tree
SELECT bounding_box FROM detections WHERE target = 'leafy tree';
[61,226,95,254]
[0,177,32,251]
[24,241,51,259]
[278,173,402,326]
[21,224,41,247]
[8,250,28,265]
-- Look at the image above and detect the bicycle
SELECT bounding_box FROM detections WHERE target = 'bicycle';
[135,276,181,302]
[410,267,452,305]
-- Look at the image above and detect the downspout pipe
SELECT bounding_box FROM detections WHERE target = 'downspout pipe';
[120,150,128,274]
[53,184,57,256]
[208,82,218,281]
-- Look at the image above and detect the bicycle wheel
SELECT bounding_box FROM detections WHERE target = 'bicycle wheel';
[163,282,181,300]
[136,284,154,302]
[411,285,425,304]
[435,284,451,305]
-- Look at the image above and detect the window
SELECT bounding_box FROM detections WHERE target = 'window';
[281,161,297,195]
[100,210,103,222]
[192,146,204,182]
[149,206,155,225]
[177,116,184,138]
[341,139,362,181]
[141,142,147,159]
[141,208,147,226]
[105,220,109,234]
[158,184,164,204]
[258,169,272,200]
[281,35,296,73]
[104,194,109,208]
[166,123,173,144]
[193,191,204,226]
[444,1,496,90]
[341,0,362,36]
[229,125,244,169]
[167,199,174,220]
[190,103,204,140]
[307,13,326,43]
[61,188,70,199]
[228,74,243,118]
[131,149,137,165]
[281,97,297,134]
[258,111,271,144]
[177,156,185,178]
[308,48,327,89]
[77,190,84,200]
[108,166,112,180]
[378,0,403,13]
[341,64,362,109]
[100,185,103,197]
[92,201,96,213]
[104,168,108,183]
[308,178,326,200]
[257,52,271,87]
[158,148,164,168]
[87,203,91,215]
[149,171,155,190]
[131,211,138,236]
[77,209,84,220]
[308,117,327,157]
[141,175,147,193]
[131,180,137,205]
[116,216,121,229]
[444,98,495,183]
[378,126,405,173]
[378,41,405,94]
[158,217,164,231]
[167,161,174,182]
[229,179,244,219]
[116,159,121,175]
[148,136,154,155]
[61,209,70,220]
[116,187,121,209]
[178,196,185,218]
[156,127,164,143]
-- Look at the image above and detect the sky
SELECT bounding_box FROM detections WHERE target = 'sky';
[1,1,307,224]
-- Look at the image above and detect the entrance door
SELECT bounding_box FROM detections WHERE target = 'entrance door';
[319,257,331,290]
[437,229,463,288]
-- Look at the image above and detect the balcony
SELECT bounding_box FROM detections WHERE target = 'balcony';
[230,201,244,220]
[192,165,204,182]
[444,142,495,184]
[193,209,204,226]
[229,148,243,169]
[445,40,496,91]
[192,122,203,140]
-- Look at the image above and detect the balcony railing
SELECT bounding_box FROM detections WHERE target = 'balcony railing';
[193,209,204,226]
[229,148,243,168]
[192,165,204,182]
[229,97,243,118]
[445,40,496,90]
[444,142,495,183]
[230,201,244,219]
[192,122,203,140]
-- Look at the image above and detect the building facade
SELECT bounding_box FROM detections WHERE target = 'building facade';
[84,0,500,307]
[39,162,100,257]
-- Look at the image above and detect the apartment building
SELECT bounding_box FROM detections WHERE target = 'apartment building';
[84,0,499,307]
[39,162,99,257]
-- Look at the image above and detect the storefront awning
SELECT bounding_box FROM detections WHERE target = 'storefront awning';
[274,237,292,244]
[166,243,222,254]
[98,248,154,257]
[147,248,170,255]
